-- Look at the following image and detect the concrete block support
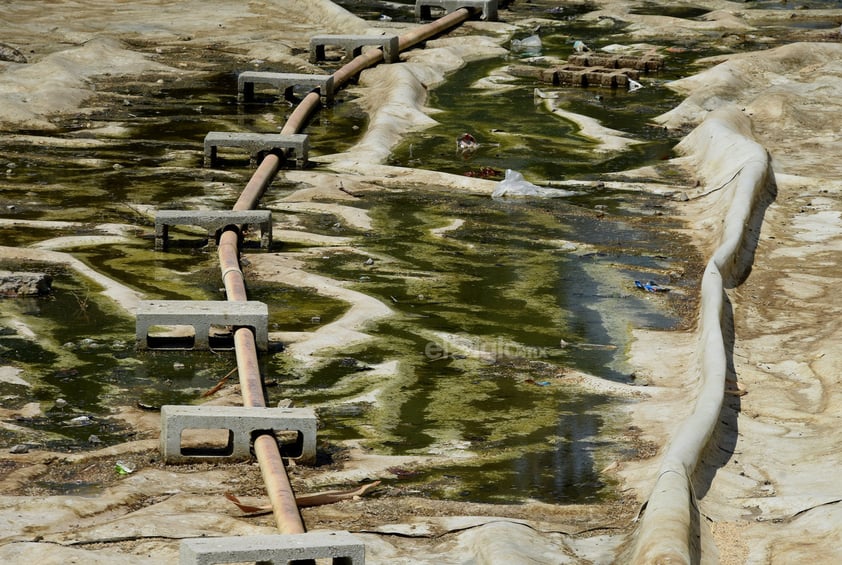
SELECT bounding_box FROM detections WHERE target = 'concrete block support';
[160,405,317,464]
[154,209,272,250]
[180,531,365,565]
[415,0,498,21]
[309,34,400,64]
[135,300,269,351]
[203,132,309,168]
[238,71,334,104]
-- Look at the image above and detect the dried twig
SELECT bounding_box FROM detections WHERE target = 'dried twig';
[201,366,238,397]
[225,481,382,513]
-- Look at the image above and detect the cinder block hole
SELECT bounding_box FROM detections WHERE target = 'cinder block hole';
[146,324,195,349]
[293,558,354,565]
[328,557,356,565]
[212,149,253,165]
[423,7,447,19]
[180,428,234,457]
[208,324,235,349]
[286,85,323,101]
[252,429,304,459]
[322,47,344,60]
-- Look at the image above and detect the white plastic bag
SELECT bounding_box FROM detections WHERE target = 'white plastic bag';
[628,79,643,92]
[511,34,542,54]
[492,169,577,199]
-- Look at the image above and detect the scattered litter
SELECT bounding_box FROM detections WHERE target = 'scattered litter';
[492,169,577,199]
[456,132,478,156]
[628,79,644,92]
[511,34,542,54]
[573,40,589,53]
[115,461,135,475]
[68,415,94,425]
[525,379,552,387]
[635,280,670,293]
[559,338,617,350]
[364,257,375,266]
[464,166,502,179]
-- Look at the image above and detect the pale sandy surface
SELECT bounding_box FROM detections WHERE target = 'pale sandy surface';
[2,1,842,563]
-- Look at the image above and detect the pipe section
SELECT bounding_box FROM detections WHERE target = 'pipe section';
[213,7,474,537]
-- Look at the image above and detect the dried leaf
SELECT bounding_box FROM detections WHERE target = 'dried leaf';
[224,492,271,514]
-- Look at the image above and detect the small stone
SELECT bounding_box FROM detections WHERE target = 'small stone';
[55,398,67,408]
[364,257,374,266]
[310,316,321,324]
[10,444,29,454]
[173,362,185,370]
[88,434,102,444]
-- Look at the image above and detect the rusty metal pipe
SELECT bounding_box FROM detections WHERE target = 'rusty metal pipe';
[233,154,281,212]
[233,91,323,212]
[214,8,472,538]
[219,230,247,299]
[254,434,306,534]
[398,8,471,52]
[332,9,471,89]
[234,328,265,408]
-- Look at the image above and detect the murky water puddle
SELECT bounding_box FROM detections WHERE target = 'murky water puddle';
[0,15,710,503]
[267,187,699,502]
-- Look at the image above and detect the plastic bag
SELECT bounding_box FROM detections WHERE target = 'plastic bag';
[511,34,542,54]
[492,169,577,199]
[573,40,589,53]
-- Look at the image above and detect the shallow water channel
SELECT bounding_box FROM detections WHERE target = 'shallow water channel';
[0,15,706,503]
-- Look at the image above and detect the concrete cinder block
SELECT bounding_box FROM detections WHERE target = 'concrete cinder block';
[203,132,309,168]
[154,209,272,250]
[415,0,498,21]
[161,405,317,464]
[180,531,365,565]
[135,300,269,351]
[309,34,400,64]
[237,71,334,104]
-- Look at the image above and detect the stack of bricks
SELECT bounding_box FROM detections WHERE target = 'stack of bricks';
[509,52,663,89]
